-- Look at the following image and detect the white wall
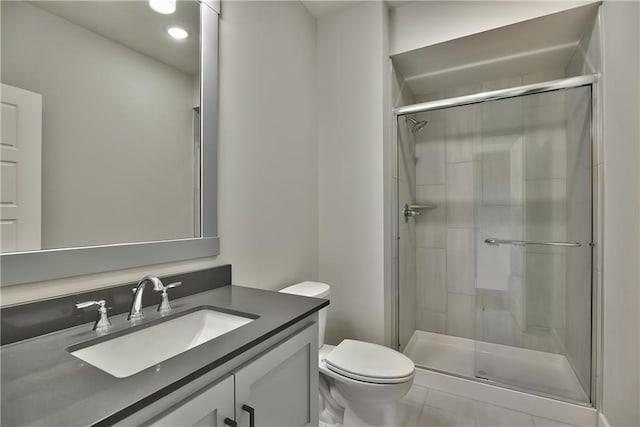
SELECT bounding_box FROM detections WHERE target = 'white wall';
[389,0,599,55]
[1,0,318,305]
[2,1,196,249]
[216,0,318,291]
[317,1,388,346]
[600,1,640,425]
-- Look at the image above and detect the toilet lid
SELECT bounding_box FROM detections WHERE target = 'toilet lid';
[279,281,330,299]
[324,340,415,384]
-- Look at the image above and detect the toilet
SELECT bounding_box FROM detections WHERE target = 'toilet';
[280,282,415,427]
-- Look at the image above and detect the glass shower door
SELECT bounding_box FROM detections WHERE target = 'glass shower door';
[473,86,593,403]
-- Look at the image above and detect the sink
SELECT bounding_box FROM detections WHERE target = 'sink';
[69,308,255,378]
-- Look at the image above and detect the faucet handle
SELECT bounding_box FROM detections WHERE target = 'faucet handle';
[165,281,182,290]
[157,282,182,314]
[75,300,106,310]
[75,300,112,332]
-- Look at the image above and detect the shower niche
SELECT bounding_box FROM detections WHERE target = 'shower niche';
[392,3,600,406]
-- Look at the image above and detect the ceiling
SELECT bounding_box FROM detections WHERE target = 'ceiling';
[32,0,199,75]
[301,0,410,19]
[33,0,408,73]
[300,0,361,18]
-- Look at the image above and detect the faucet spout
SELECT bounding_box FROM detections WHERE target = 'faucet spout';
[128,275,164,321]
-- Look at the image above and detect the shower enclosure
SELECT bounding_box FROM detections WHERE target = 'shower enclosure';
[394,76,596,405]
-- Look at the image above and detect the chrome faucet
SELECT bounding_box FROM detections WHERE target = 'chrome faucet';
[76,300,112,332]
[157,281,182,315]
[128,275,164,321]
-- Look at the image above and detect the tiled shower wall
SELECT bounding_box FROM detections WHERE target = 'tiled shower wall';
[411,72,590,355]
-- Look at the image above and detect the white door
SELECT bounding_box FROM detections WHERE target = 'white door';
[1,84,42,252]
[149,375,235,427]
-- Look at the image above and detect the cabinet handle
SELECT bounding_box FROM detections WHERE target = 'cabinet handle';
[223,417,237,427]
[242,404,255,427]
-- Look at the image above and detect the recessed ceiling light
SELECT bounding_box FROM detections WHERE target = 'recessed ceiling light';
[167,26,189,40]
[149,0,176,15]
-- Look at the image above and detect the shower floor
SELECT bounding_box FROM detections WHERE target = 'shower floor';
[403,330,589,404]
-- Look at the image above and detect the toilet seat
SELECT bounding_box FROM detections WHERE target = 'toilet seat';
[324,340,415,385]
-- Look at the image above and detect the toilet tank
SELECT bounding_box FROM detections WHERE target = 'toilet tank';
[279,281,330,348]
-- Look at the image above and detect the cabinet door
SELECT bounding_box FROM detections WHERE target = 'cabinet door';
[234,324,318,427]
[149,375,235,427]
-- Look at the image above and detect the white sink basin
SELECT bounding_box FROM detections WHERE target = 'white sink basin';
[69,308,255,378]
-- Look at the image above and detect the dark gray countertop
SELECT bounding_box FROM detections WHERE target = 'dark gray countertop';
[1,285,328,426]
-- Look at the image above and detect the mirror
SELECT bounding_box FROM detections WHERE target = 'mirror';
[0,0,220,285]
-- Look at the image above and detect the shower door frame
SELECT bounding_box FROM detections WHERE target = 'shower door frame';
[390,74,602,408]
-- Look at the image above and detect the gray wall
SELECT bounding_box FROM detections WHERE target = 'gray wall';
[216,0,318,290]
[1,1,197,249]
[600,1,640,425]
[317,1,389,346]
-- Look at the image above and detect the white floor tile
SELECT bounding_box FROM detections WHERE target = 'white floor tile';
[424,389,476,419]
[532,416,577,427]
[474,402,535,427]
[417,405,475,427]
[319,383,580,427]
[397,385,429,427]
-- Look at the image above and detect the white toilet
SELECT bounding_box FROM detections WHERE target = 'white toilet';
[280,282,415,427]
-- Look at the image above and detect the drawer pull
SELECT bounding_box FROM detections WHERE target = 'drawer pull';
[242,404,255,427]
[224,417,237,427]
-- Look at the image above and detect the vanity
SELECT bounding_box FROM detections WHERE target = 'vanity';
[1,266,328,426]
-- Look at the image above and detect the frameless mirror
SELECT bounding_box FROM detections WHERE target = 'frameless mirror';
[0,0,220,285]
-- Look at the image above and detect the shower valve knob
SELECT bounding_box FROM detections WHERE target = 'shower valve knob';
[403,204,421,220]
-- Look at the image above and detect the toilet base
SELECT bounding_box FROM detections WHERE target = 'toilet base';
[319,370,413,427]
[318,343,414,427]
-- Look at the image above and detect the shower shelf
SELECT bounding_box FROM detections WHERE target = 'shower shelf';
[409,204,437,210]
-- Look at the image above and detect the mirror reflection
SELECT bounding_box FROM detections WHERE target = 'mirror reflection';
[0,0,201,254]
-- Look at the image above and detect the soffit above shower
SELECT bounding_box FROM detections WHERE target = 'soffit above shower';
[391,2,600,97]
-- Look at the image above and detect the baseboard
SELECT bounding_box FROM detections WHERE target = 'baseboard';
[414,368,597,426]
[598,412,610,427]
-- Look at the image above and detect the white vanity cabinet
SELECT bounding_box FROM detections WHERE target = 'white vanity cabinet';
[233,322,318,427]
[137,322,318,427]
[150,375,235,427]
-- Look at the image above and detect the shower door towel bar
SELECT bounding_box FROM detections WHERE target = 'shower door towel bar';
[484,238,582,248]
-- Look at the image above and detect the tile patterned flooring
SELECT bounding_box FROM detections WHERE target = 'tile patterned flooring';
[321,383,578,427]
[398,385,577,427]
